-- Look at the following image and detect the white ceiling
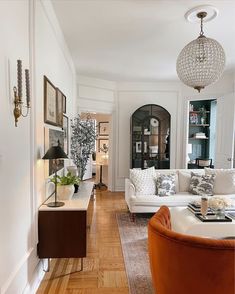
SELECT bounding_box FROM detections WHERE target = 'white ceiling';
[52,0,235,82]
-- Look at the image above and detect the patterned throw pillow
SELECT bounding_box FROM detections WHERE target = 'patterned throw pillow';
[189,172,215,196]
[130,166,156,195]
[156,174,176,196]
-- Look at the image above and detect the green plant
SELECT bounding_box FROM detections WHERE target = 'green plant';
[199,107,207,119]
[51,172,80,186]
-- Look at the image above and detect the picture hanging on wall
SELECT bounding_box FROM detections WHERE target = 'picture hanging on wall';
[44,127,65,175]
[98,139,109,153]
[44,76,57,126]
[56,88,64,127]
[63,114,69,155]
[99,121,109,136]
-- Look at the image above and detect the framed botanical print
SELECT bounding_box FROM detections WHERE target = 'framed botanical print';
[56,88,64,127]
[44,76,57,126]
[98,139,109,153]
[63,114,69,155]
[99,121,109,136]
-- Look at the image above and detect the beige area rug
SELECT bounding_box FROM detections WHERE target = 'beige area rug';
[116,213,154,294]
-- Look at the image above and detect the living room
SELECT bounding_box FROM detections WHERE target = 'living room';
[0,0,235,293]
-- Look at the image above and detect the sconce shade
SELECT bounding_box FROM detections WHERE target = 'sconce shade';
[42,145,68,160]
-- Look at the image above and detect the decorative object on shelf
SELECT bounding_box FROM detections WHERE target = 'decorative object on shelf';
[56,88,64,127]
[209,196,232,218]
[42,143,68,207]
[193,132,207,139]
[189,113,198,124]
[136,141,141,153]
[44,128,65,175]
[44,76,57,126]
[199,106,207,124]
[150,118,158,127]
[62,115,69,155]
[50,172,80,200]
[13,59,30,127]
[98,121,109,136]
[70,113,96,180]
[176,6,225,92]
[189,104,194,111]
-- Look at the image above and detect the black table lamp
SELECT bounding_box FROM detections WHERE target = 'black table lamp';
[42,144,68,207]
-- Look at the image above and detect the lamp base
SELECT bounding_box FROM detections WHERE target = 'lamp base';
[47,201,65,207]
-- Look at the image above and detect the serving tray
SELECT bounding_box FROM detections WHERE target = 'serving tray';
[195,213,232,222]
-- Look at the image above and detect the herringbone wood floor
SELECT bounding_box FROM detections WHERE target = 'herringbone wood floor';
[37,189,129,293]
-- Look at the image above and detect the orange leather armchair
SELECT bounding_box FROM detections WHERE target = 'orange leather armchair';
[148,206,235,294]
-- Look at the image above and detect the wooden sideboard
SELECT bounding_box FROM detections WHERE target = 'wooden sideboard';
[38,182,94,261]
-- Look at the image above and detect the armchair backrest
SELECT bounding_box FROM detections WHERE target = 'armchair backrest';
[148,206,235,294]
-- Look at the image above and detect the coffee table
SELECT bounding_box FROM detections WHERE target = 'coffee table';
[170,207,235,239]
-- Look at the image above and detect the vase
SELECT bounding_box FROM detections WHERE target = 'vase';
[213,207,225,219]
[201,117,205,124]
[57,185,75,200]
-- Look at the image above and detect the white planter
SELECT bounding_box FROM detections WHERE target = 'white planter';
[57,185,75,200]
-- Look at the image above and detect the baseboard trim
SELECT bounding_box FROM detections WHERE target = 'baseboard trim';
[1,247,44,294]
[23,260,45,294]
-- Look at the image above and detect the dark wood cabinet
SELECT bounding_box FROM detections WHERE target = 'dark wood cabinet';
[131,104,171,169]
[38,182,94,259]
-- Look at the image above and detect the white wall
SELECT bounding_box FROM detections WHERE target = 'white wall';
[77,73,235,191]
[0,1,77,293]
[115,82,182,190]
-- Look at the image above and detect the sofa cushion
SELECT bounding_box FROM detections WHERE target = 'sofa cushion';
[156,174,176,196]
[130,166,156,195]
[131,193,201,207]
[205,168,235,194]
[178,170,205,192]
[189,172,215,196]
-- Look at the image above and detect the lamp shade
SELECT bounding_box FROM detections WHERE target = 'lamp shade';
[42,145,68,160]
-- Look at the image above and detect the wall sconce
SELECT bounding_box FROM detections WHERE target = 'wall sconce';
[13,59,30,127]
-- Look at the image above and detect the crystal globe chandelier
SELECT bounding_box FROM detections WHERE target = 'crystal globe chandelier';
[176,10,226,92]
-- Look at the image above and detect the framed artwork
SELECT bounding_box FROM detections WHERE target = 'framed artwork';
[136,141,141,153]
[63,94,66,113]
[44,76,57,126]
[63,115,69,155]
[99,121,109,136]
[44,127,65,175]
[56,88,64,127]
[98,139,109,153]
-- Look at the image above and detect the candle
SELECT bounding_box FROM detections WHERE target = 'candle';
[17,60,22,101]
[25,69,30,107]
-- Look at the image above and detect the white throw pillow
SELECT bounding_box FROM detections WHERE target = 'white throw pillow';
[130,167,156,195]
[205,168,235,194]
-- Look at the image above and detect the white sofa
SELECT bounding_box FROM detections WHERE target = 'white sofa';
[125,168,235,215]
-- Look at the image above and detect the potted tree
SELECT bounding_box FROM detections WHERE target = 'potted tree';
[51,172,80,200]
[70,114,96,180]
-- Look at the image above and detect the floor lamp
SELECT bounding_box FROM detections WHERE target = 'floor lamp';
[42,144,68,207]
[96,153,108,189]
